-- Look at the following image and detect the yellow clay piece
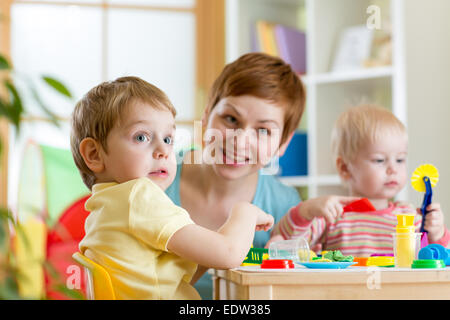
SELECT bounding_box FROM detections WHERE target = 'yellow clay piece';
[313,258,332,262]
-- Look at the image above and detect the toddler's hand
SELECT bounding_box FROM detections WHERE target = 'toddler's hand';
[418,203,446,242]
[300,196,360,224]
[265,234,284,248]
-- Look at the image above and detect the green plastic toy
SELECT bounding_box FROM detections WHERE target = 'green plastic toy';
[242,247,268,266]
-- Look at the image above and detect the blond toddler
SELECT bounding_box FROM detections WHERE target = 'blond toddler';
[270,105,449,256]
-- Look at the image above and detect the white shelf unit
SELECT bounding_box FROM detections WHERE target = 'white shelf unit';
[225,0,406,199]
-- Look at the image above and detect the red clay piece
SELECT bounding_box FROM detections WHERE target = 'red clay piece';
[260,259,294,269]
[343,198,376,213]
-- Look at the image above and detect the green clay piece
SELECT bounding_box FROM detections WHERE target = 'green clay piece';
[323,250,354,262]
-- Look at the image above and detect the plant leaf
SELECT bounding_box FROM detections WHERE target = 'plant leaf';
[2,80,23,132]
[5,80,23,117]
[51,284,85,300]
[29,86,60,128]
[42,76,72,98]
[0,54,11,70]
[0,98,12,120]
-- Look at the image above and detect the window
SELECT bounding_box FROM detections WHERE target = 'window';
[3,0,224,210]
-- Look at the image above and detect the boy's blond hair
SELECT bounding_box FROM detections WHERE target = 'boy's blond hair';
[70,76,176,190]
[331,104,407,163]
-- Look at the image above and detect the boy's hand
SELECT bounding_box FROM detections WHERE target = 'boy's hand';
[418,203,446,242]
[255,208,274,232]
[300,196,360,224]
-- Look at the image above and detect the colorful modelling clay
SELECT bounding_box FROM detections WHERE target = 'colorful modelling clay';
[261,259,294,269]
[311,258,332,262]
[323,250,354,262]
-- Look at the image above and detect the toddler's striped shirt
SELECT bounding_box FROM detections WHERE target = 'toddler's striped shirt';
[272,202,450,257]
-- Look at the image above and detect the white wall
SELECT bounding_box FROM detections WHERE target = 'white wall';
[404,0,450,223]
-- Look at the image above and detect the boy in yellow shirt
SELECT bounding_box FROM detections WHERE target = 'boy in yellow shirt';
[70,76,273,299]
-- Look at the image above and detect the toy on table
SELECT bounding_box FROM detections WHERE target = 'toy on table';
[303,250,357,269]
[353,254,394,267]
[312,250,353,262]
[366,256,395,267]
[251,238,313,269]
[418,243,450,266]
[311,251,331,262]
[322,250,353,262]
[299,261,356,269]
[411,259,445,269]
[268,237,311,262]
[311,258,332,262]
[343,198,376,213]
[411,164,440,248]
[353,257,369,266]
[241,246,268,266]
[393,214,421,267]
[261,259,294,269]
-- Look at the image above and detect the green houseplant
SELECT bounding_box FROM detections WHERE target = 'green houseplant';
[0,53,83,299]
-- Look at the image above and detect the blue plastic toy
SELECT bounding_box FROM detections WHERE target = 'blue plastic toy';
[420,177,433,234]
[411,164,439,248]
[418,244,450,266]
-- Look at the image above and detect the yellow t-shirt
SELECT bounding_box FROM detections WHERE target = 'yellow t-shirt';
[79,177,200,300]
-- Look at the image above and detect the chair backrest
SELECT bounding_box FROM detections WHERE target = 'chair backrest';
[72,252,115,300]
